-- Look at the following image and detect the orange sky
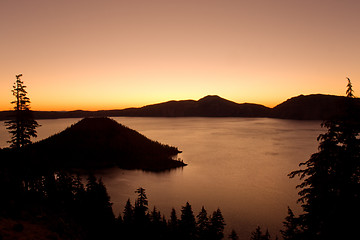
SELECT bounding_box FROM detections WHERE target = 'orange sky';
[1,0,359,111]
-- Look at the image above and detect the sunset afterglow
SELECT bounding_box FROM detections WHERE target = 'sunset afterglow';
[1,0,359,110]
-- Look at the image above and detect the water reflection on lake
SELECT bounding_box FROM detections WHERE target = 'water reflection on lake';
[0,117,324,239]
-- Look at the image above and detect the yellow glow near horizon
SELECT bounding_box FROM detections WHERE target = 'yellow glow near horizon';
[0,0,359,111]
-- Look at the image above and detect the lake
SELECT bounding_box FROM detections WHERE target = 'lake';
[0,117,324,239]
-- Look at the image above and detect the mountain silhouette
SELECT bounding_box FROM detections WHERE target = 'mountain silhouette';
[272,94,360,120]
[1,117,185,171]
[1,94,359,120]
[119,95,270,117]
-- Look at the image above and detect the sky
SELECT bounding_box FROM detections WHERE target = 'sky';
[1,0,360,111]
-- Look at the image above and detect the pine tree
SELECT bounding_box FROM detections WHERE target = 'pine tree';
[134,187,148,225]
[262,229,271,240]
[167,208,181,240]
[116,213,123,225]
[134,187,148,211]
[85,176,114,219]
[249,226,272,240]
[121,198,134,239]
[5,74,39,149]
[250,226,263,240]
[123,199,134,225]
[84,175,115,239]
[228,229,239,240]
[180,202,196,240]
[346,77,354,98]
[150,206,161,223]
[288,78,360,239]
[149,206,162,238]
[281,207,301,240]
[168,208,180,240]
[196,206,210,240]
[209,208,225,240]
[169,208,178,228]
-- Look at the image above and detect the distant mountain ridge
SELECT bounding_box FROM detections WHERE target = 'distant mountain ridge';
[272,94,359,120]
[1,94,359,120]
[119,95,271,117]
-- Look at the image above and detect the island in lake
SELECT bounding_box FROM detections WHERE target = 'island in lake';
[0,117,186,171]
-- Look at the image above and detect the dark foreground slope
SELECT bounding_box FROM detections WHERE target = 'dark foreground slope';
[1,118,185,171]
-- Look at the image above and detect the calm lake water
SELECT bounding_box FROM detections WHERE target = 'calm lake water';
[0,117,324,239]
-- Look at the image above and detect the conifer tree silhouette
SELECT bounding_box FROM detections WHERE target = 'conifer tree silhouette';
[209,208,225,240]
[250,226,263,240]
[286,78,360,239]
[123,198,134,225]
[228,229,239,240]
[5,74,39,149]
[169,208,178,228]
[196,206,210,240]
[168,208,180,239]
[134,187,148,224]
[281,207,301,240]
[346,77,354,98]
[180,202,196,240]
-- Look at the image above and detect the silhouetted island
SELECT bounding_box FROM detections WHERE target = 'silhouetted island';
[1,117,185,171]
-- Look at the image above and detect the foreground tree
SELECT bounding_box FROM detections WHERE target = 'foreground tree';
[286,78,360,239]
[169,208,179,229]
[123,199,134,225]
[228,229,239,240]
[84,175,115,239]
[134,187,148,224]
[196,206,210,240]
[250,226,271,240]
[180,202,196,240]
[346,77,354,98]
[5,74,39,149]
[250,226,262,240]
[209,208,226,240]
[168,208,180,240]
[280,207,301,240]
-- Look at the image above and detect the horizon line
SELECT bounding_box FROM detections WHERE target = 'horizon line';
[0,93,346,112]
